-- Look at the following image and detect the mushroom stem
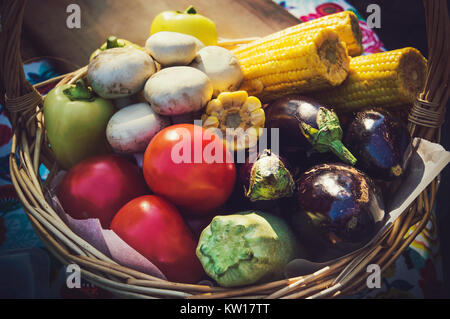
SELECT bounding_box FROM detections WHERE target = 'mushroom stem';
[63,79,95,101]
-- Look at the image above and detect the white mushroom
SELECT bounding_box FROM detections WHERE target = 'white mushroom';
[144,66,213,116]
[190,46,243,97]
[87,47,156,99]
[145,31,204,67]
[106,102,170,153]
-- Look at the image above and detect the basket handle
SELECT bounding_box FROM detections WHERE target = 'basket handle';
[407,0,449,142]
[0,0,41,128]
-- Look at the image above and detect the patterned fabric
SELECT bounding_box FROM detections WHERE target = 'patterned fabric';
[0,0,444,298]
[276,0,385,54]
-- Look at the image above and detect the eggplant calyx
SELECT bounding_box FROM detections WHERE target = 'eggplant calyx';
[246,150,295,201]
[63,79,96,102]
[299,107,357,165]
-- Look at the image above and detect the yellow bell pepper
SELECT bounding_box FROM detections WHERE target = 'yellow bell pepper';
[150,6,218,46]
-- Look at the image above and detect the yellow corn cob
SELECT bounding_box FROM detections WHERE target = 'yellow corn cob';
[233,11,363,58]
[202,91,265,151]
[234,28,350,102]
[235,29,350,102]
[310,47,427,112]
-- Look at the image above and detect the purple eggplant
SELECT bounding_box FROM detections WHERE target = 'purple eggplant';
[239,149,295,205]
[344,109,411,181]
[289,163,385,262]
[266,95,357,166]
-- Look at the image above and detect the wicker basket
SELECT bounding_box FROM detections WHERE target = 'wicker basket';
[1,0,448,299]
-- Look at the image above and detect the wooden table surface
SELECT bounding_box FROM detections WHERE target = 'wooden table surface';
[22,0,300,72]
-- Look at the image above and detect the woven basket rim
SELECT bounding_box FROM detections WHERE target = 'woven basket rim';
[5,65,436,300]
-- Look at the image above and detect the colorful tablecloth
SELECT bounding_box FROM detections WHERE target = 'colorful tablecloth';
[0,0,445,298]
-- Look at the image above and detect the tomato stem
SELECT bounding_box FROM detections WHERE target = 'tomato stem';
[63,79,96,102]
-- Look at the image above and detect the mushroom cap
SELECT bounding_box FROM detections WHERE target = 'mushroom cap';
[191,46,243,97]
[144,66,213,116]
[87,47,156,99]
[106,102,170,153]
[145,31,204,66]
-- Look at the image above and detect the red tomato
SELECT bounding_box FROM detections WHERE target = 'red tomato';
[143,124,236,216]
[57,154,149,228]
[110,195,204,283]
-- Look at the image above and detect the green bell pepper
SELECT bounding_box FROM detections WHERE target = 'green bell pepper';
[43,79,115,169]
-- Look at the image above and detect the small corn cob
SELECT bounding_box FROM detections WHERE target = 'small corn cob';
[233,11,363,58]
[310,47,427,112]
[202,91,265,151]
[235,28,350,102]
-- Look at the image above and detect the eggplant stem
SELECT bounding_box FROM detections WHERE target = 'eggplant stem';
[329,140,357,165]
